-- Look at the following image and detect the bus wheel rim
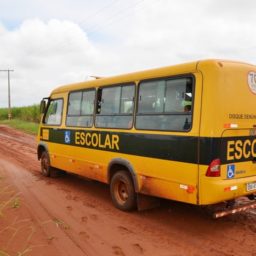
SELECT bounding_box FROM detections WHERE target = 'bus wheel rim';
[115,181,129,204]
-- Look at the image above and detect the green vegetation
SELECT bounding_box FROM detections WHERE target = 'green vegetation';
[0,105,40,123]
[0,105,40,135]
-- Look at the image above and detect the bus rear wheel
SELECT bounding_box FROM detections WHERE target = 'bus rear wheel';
[41,151,51,177]
[110,171,137,211]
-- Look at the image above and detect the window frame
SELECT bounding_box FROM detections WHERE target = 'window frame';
[135,74,195,132]
[66,88,96,128]
[95,82,136,129]
[43,98,64,126]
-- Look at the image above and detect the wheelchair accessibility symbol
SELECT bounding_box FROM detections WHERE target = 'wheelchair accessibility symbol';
[227,164,235,179]
[64,131,71,144]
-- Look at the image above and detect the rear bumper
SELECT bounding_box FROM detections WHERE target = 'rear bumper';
[213,199,256,218]
[199,175,256,205]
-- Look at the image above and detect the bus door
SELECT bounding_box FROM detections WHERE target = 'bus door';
[40,93,69,171]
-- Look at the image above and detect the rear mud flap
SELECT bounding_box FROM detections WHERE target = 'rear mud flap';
[137,194,160,211]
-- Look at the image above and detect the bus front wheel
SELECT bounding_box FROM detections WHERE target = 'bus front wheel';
[41,151,51,177]
[110,170,137,211]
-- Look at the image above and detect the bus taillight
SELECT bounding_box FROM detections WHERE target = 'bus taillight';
[206,159,221,177]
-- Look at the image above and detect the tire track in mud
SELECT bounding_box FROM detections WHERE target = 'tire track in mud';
[0,125,39,173]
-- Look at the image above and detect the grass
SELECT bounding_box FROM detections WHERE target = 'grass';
[0,119,39,135]
[11,197,20,209]
[0,105,40,135]
[53,218,70,230]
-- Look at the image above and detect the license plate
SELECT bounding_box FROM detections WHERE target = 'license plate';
[247,182,256,191]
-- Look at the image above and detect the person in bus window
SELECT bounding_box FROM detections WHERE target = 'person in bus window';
[184,104,191,112]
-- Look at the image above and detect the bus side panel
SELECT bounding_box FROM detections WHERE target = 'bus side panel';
[40,127,201,204]
[48,142,107,182]
[135,158,199,204]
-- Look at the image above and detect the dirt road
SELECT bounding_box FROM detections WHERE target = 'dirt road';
[0,125,255,256]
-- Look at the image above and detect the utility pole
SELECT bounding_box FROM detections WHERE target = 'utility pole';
[0,69,14,120]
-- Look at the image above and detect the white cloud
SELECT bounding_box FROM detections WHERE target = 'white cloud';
[121,0,256,68]
[0,0,256,107]
[0,19,100,107]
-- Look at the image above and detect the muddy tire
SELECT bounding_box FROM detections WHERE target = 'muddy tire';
[41,151,51,177]
[110,171,137,211]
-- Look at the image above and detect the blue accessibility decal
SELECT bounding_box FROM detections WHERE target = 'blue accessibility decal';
[64,131,71,144]
[227,164,235,179]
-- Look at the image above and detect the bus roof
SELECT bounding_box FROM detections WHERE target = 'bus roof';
[51,59,254,95]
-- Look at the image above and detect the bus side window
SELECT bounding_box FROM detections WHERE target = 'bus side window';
[44,99,63,125]
[66,90,95,127]
[95,84,135,129]
[121,85,134,114]
[136,77,193,131]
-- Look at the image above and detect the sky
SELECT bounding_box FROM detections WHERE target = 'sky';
[0,0,255,107]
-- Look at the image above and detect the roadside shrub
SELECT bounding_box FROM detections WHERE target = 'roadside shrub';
[0,108,8,120]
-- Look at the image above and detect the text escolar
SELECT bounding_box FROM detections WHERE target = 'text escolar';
[75,132,120,151]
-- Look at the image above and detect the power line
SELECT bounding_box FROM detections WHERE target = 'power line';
[85,0,146,37]
[37,0,146,54]
[0,69,14,119]
[78,0,120,29]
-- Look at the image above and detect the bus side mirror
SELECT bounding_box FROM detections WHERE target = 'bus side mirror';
[40,100,46,114]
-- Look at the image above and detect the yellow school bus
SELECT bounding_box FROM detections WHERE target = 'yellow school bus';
[37,59,256,218]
